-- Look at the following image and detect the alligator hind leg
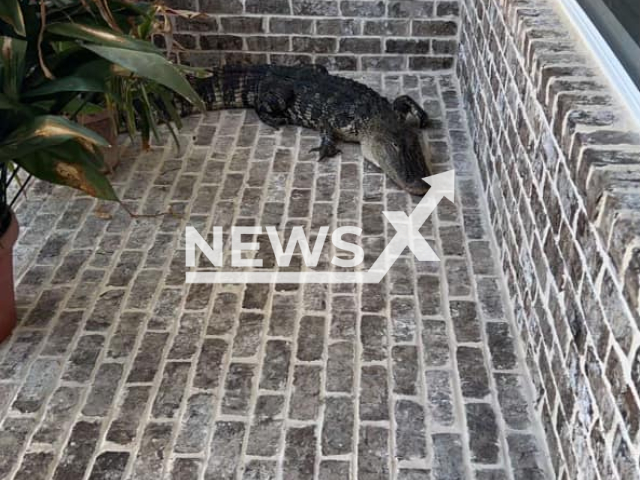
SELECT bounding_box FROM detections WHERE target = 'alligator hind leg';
[256,81,293,129]
[393,95,429,128]
[256,107,287,129]
[310,131,341,161]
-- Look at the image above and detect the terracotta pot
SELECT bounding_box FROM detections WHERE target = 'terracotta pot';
[79,110,120,173]
[0,210,19,343]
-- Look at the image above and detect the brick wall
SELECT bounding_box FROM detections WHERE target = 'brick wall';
[457,0,640,478]
[165,0,460,71]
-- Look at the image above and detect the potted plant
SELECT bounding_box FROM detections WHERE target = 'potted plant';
[74,1,204,169]
[0,164,19,341]
[0,0,204,342]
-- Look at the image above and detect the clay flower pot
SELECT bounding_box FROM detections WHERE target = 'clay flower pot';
[0,210,19,343]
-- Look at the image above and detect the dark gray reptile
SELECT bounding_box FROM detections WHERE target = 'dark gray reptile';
[187,64,432,195]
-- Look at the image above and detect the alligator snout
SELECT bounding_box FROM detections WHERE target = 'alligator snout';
[386,132,431,196]
[362,121,432,196]
[401,178,430,196]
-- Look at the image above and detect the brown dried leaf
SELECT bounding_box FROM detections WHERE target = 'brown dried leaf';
[94,210,113,220]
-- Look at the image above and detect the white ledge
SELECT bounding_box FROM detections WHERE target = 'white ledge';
[555,0,640,128]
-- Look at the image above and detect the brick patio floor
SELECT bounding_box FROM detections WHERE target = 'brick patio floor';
[1,73,552,479]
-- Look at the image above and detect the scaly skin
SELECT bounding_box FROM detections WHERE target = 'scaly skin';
[185,64,432,195]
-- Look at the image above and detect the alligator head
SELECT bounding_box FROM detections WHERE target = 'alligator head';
[361,120,430,196]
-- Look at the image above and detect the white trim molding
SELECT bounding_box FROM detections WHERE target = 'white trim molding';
[555,0,640,128]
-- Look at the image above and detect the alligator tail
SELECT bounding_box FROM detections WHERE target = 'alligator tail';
[187,64,269,113]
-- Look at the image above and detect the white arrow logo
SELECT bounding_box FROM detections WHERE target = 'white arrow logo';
[186,170,455,284]
[365,169,455,282]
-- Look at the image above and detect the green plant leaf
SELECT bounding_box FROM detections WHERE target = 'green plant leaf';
[0,115,109,161]
[15,140,118,201]
[135,2,158,40]
[0,0,26,36]
[177,64,212,78]
[108,1,149,16]
[158,87,182,129]
[30,56,113,92]
[49,0,82,7]
[120,78,137,139]
[71,58,113,78]
[23,76,106,98]
[1,36,27,100]
[82,44,205,110]
[61,98,103,116]
[0,92,22,110]
[47,22,160,53]
[137,97,152,149]
[22,43,86,87]
[139,82,160,141]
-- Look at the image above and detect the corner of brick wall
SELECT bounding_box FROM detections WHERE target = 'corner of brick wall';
[163,0,460,71]
[457,0,640,477]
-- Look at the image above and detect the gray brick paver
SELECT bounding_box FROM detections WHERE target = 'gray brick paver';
[5,73,550,480]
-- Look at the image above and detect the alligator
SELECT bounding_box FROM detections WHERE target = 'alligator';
[186,64,432,195]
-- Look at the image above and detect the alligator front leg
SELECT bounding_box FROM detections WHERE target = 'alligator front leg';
[310,131,341,161]
[393,95,429,128]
